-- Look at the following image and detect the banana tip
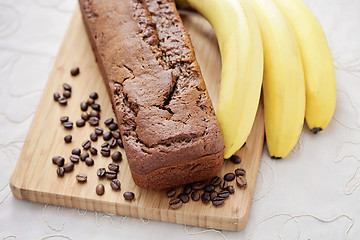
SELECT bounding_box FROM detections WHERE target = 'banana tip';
[271,156,282,160]
[311,127,323,134]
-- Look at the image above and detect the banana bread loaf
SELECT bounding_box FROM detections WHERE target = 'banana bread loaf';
[79,0,224,190]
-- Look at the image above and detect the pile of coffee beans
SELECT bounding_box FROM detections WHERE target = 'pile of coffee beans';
[54,83,73,106]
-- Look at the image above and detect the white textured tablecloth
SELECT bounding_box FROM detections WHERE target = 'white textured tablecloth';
[1,0,360,239]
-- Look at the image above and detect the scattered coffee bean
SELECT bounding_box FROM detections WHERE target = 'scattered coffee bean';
[80,152,89,161]
[105,170,117,179]
[76,119,85,127]
[76,174,87,183]
[108,163,119,172]
[169,198,182,209]
[204,184,215,192]
[210,176,221,186]
[52,156,61,165]
[81,112,89,121]
[72,148,81,156]
[224,173,235,182]
[112,131,121,139]
[117,138,124,148]
[212,197,225,206]
[57,167,65,177]
[103,131,112,141]
[110,179,121,191]
[111,151,122,162]
[80,101,88,111]
[218,190,230,199]
[101,142,109,148]
[70,67,80,76]
[104,118,114,126]
[236,176,247,188]
[191,181,205,190]
[210,191,218,200]
[89,92,98,100]
[220,181,228,190]
[95,127,103,135]
[87,98,94,105]
[97,168,106,178]
[91,103,101,111]
[183,185,192,195]
[96,184,105,196]
[63,83,72,92]
[177,193,189,203]
[56,157,64,167]
[201,192,210,203]
[85,157,94,166]
[89,147,97,155]
[123,191,135,201]
[88,117,99,126]
[229,155,242,164]
[70,154,80,164]
[108,123,118,131]
[227,185,235,194]
[63,90,71,98]
[60,116,69,123]
[235,168,246,176]
[58,97,67,105]
[63,121,73,129]
[90,132,98,142]
[82,140,91,150]
[101,147,110,157]
[166,189,176,198]
[109,139,117,148]
[90,110,100,118]
[191,191,200,201]
[63,138,73,149]
[63,162,74,172]
[54,92,60,101]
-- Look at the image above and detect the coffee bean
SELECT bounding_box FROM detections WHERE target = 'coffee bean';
[89,147,97,155]
[177,193,189,203]
[58,97,67,105]
[90,110,100,118]
[210,191,218,200]
[224,173,235,182]
[82,140,91,150]
[97,168,106,178]
[64,135,72,143]
[88,117,99,126]
[89,92,98,100]
[63,121,73,129]
[103,131,112,141]
[204,184,215,192]
[80,101,88,111]
[201,192,210,203]
[210,176,221,186]
[63,162,74,172]
[236,176,247,188]
[96,184,105,196]
[229,155,242,164]
[183,184,192,195]
[218,190,230,199]
[123,191,135,201]
[109,139,117,148]
[111,151,122,162]
[63,90,71,98]
[110,179,121,191]
[81,112,89,121]
[105,170,117,179]
[54,92,60,101]
[80,152,89,161]
[76,119,85,127]
[112,131,121,139]
[56,157,64,167]
[70,67,80,76]
[89,132,98,142]
[101,147,110,157]
[191,190,200,201]
[235,168,246,176]
[227,185,235,194]
[108,123,118,131]
[72,148,81,156]
[70,154,80,164]
[85,157,94,166]
[91,103,101,111]
[95,127,103,135]
[108,163,119,172]
[191,181,205,190]
[220,181,228,190]
[57,167,65,177]
[169,198,182,209]
[212,197,225,206]
[52,156,61,165]
[101,142,109,148]
[104,118,114,126]
[76,174,87,183]
[166,189,176,198]
[117,138,124,148]
[87,98,94,105]
[63,83,72,92]
[60,116,69,123]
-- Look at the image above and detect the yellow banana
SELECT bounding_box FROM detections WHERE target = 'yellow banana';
[273,0,336,134]
[179,0,263,158]
[248,0,305,158]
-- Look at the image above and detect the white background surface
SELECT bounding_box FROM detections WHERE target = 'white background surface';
[1,0,360,239]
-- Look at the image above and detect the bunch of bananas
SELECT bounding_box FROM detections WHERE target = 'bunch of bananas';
[176,0,336,159]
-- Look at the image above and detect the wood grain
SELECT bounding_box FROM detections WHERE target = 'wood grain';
[10,6,264,231]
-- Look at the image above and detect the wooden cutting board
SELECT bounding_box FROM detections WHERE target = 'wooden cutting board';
[10,6,264,231]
